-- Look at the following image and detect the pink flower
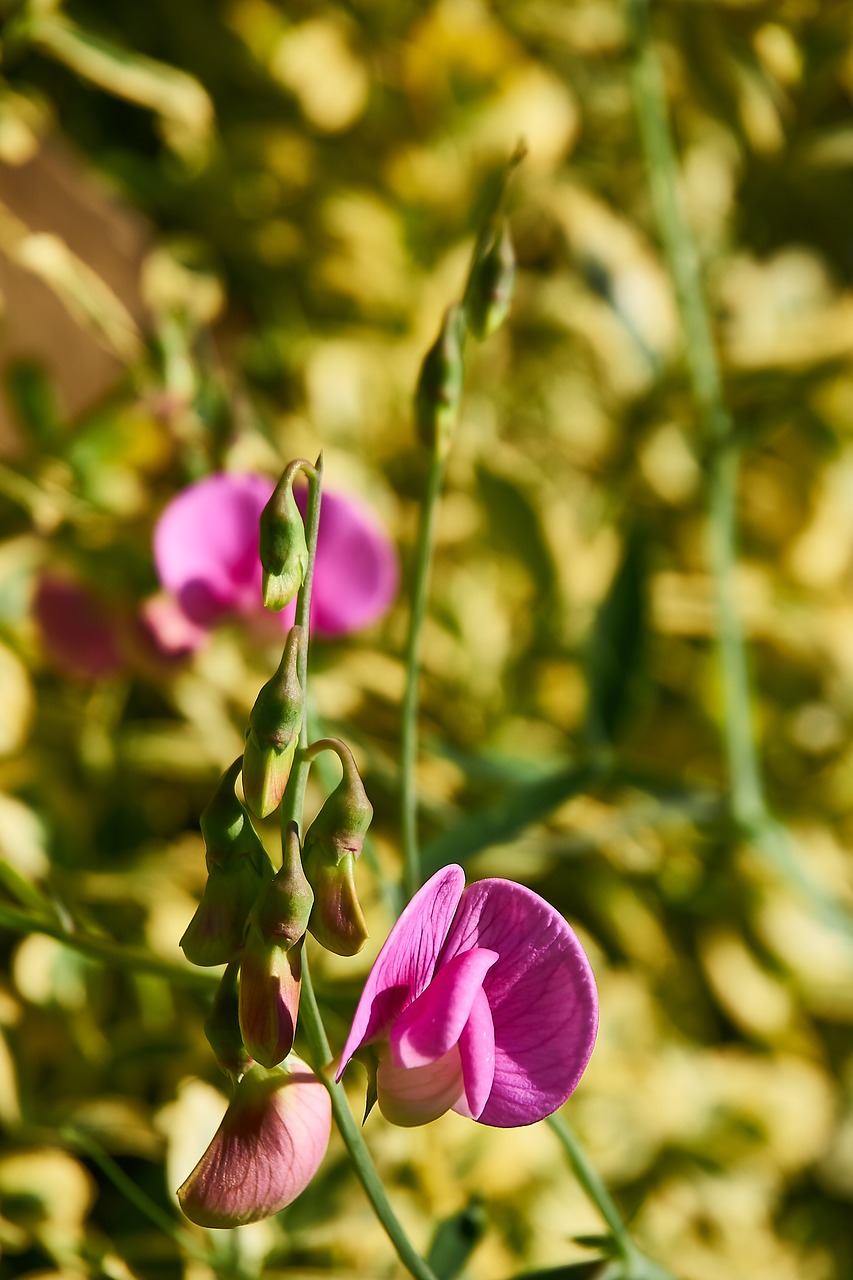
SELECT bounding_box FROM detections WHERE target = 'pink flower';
[33,573,125,679]
[177,1054,331,1227]
[153,472,399,639]
[338,865,598,1128]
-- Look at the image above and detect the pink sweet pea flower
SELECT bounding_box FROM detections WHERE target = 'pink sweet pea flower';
[177,1053,331,1227]
[153,472,398,639]
[338,865,598,1128]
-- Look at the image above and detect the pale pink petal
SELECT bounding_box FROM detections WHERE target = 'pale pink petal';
[390,947,498,1069]
[137,593,208,659]
[177,1054,331,1227]
[33,573,124,678]
[153,473,273,624]
[454,987,496,1120]
[439,879,598,1127]
[337,865,465,1077]
[376,1046,465,1127]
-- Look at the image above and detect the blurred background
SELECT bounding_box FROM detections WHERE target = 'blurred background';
[2,0,853,1277]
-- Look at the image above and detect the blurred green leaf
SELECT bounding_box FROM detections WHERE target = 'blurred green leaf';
[584,526,647,746]
[426,1200,488,1280]
[476,464,557,597]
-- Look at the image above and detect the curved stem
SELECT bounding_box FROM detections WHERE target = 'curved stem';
[400,455,445,903]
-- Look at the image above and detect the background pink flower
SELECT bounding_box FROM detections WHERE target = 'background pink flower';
[338,865,599,1128]
[153,471,399,639]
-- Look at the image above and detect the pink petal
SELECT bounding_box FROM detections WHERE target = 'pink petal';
[136,593,208,659]
[153,473,273,624]
[454,986,496,1121]
[177,1054,330,1227]
[390,946,498,1069]
[439,879,598,1127]
[376,1046,465,1127]
[337,865,465,1077]
[33,573,124,678]
[297,489,399,638]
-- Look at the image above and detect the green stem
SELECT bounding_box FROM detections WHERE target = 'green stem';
[400,454,446,903]
[624,0,764,826]
[0,902,216,989]
[299,954,439,1280]
[546,1115,632,1259]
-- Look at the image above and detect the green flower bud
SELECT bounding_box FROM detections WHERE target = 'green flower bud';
[259,461,310,611]
[238,825,313,1068]
[205,960,253,1078]
[303,739,372,956]
[415,304,465,461]
[181,759,274,967]
[242,627,304,819]
[465,221,516,341]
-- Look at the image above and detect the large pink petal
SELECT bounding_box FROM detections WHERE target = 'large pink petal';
[177,1054,331,1227]
[154,473,272,624]
[390,946,498,1069]
[454,987,496,1121]
[337,865,465,1076]
[439,879,598,1127]
[295,488,399,638]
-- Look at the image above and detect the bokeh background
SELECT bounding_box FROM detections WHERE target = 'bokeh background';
[2,0,853,1277]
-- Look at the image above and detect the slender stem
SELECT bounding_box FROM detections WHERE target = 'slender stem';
[0,902,217,989]
[546,1115,632,1259]
[299,954,439,1280]
[624,0,764,826]
[400,455,445,903]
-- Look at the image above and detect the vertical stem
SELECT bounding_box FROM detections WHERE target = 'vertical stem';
[400,455,446,903]
[546,1116,633,1259]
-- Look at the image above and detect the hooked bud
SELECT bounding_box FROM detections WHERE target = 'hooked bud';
[238,824,313,1068]
[259,461,310,611]
[242,627,304,819]
[465,221,516,341]
[415,304,465,461]
[303,739,372,956]
[205,960,253,1078]
[181,758,274,967]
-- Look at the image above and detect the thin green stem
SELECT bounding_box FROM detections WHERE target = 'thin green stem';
[400,454,446,903]
[0,902,217,989]
[546,1115,631,1258]
[299,954,439,1280]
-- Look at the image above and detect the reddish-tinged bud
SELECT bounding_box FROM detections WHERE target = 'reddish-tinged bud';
[242,627,304,819]
[205,960,253,1078]
[181,758,274,967]
[259,460,311,611]
[177,1054,331,1227]
[303,739,372,956]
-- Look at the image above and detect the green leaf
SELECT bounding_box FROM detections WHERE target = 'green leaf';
[476,464,557,597]
[584,525,647,746]
[426,1201,488,1280]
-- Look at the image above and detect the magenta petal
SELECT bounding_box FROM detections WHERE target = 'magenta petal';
[337,865,465,1077]
[295,488,399,638]
[390,946,498,1069]
[455,986,496,1121]
[440,879,598,1127]
[154,473,273,624]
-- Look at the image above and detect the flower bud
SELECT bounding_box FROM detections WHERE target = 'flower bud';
[303,739,372,956]
[238,825,313,1068]
[180,759,274,967]
[242,626,303,819]
[465,221,516,341]
[415,304,465,461]
[205,960,253,1078]
[259,461,310,611]
[177,1053,331,1227]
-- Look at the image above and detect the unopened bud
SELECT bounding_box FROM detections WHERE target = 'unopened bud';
[303,739,372,956]
[259,462,310,611]
[242,627,304,819]
[466,221,516,340]
[415,304,465,461]
[181,759,274,967]
[238,825,313,1068]
[205,960,253,1078]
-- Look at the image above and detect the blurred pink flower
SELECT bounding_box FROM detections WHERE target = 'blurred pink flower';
[177,1053,331,1227]
[33,573,125,679]
[338,865,598,1128]
[153,472,399,639]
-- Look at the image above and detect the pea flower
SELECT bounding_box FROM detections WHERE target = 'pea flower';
[338,865,598,1128]
[153,472,399,638]
[177,1053,331,1228]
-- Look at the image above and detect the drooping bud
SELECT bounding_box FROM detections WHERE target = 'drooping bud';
[238,824,313,1068]
[177,1053,331,1228]
[465,221,516,341]
[180,758,274,967]
[415,304,465,461]
[205,960,253,1078]
[258,460,311,611]
[242,626,304,819]
[303,739,372,956]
